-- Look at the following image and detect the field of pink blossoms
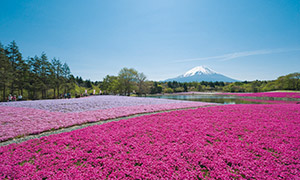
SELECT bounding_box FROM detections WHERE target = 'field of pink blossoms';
[220,92,300,99]
[240,98,300,104]
[1,104,299,179]
[0,96,212,142]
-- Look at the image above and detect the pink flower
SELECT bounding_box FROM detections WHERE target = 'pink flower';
[0,104,299,179]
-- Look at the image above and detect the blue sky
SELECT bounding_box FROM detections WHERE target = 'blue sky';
[1,0,299,81]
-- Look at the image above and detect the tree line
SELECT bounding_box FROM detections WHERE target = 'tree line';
[1,41,299,101]
[0,41,150,101]
[96,71,300,95]
[98,68,148,96]
[145,73,300,94]
[0,41,74,101]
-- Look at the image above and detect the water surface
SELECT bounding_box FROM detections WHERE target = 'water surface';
[147,94,268,104]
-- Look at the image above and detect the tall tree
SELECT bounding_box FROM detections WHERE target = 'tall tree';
[101,75,120,94]
[290,73,300,90]
[27,56,42,99]
[51,58,63,98]
[136,72,147,96]
[0,43,13,101]
[40,52,52,98]
[75,76,84,86]
[118,68,138,96]
[62,62,71,93]
[5,41,23,95]
[276,73,300,90]
[16,58,29,98]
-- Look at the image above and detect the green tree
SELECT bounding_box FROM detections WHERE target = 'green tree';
[197,84,203,91]
[40,53,52,98]
[16,58,29,98]
[5,41,24,95]
[174,87,184,92]
[136,72,148,96]
[27,56,42,99]
[0,43,13,101]
[183,83,188,92]
[290,73,300,90]
[163,87,174,93]
[85,79,93,89]
[250,80,260,92]
[150,82,162,94]
[51,58,63,98]
[276,73,300,90]
[101,75,112,93]
[75,76,84,86]
[101,75,120,94]
[261,81,276,91]
[109,77,121,95]
[118,68,138,96]
[62,62,72,93]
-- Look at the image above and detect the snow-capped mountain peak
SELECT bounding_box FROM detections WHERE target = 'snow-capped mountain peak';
[164,65,238,82]
[183,66,216,77]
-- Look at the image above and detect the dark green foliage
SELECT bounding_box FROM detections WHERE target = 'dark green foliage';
[149,74,300,93]
[5,40,24,95]
[85,80,93,88]
[0,43,13,101]
[75,76,84,85]
[0,41,76,101]
[150,82,162,94]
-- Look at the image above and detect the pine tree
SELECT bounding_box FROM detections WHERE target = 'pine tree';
[51,58,63,98]
[16,59,29,98]
[5,41,23,95]
[27,56,42,99]
[40,52,51,98]
[62,62,71,94]
[0,43,13,101]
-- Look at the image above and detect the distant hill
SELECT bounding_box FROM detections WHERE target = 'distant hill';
[165,66,239,82]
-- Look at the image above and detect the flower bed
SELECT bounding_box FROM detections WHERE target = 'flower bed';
[0,95,205,113]
[240,98,300,104]
[220,92,300,99]
[1,104,299,179]
[0,96,212,142]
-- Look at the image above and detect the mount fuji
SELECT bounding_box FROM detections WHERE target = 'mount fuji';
[164,66,239,82]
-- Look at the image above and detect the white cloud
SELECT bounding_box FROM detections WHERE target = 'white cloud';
[174,47,300,63]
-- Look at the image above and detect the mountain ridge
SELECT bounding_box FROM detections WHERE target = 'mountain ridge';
[165,66,239,82]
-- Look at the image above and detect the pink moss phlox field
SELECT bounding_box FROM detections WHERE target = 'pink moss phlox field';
[0,102,211,141]
[220,92,300,99]
[0,95,206,113]
[1,104,299,179]
[240,98,300,104]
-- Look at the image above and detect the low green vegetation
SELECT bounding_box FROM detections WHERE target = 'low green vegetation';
[1,41,299,101]
[98,72,300,95]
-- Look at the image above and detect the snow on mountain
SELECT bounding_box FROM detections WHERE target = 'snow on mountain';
[183,66,216,77]
[165,66,238,82]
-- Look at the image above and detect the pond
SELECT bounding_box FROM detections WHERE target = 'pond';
[147,94,269,104]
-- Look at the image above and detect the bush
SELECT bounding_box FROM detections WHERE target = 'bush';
[163,88,174,93]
